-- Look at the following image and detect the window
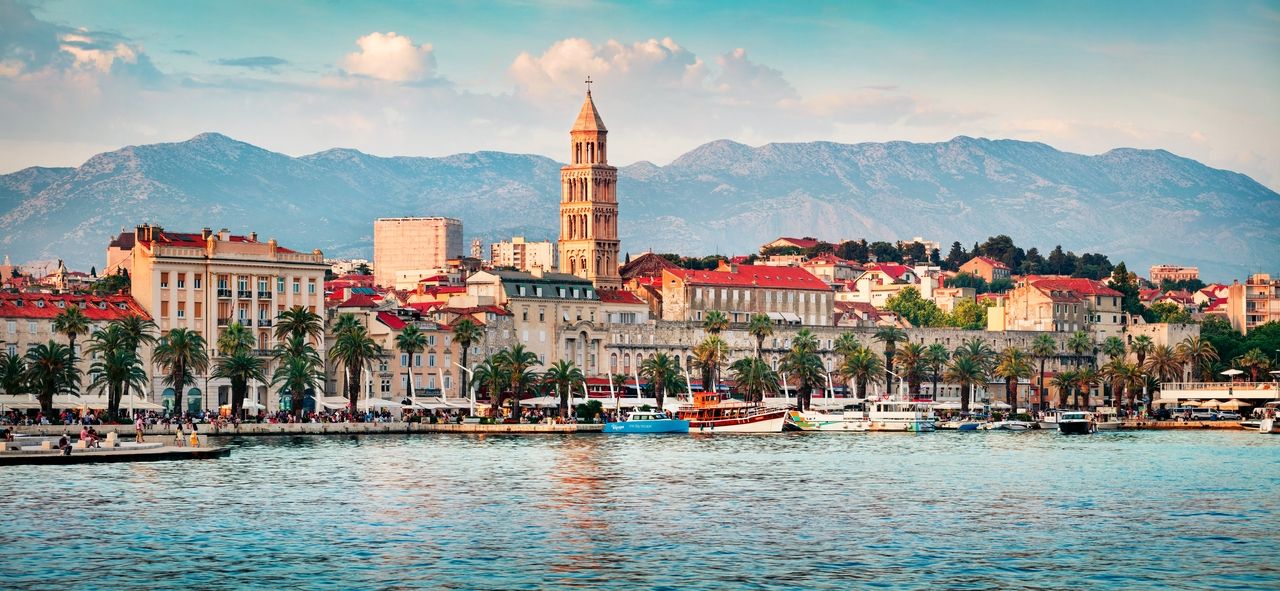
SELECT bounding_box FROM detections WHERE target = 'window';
[427,335,435,346]
[277,278,285,293]
[5,320,14,333]
[539,311,545,322]
[380,379,391,393]
[443,376,451,389]
[293,281,300,294]
[28,321,37,334]
[413,354,422,367]
[177,274,186,289]
[160,272,169,288]
[400,353,409,366]
[428,354,436,367]
[194,276,202,289]
[308,282,316,295]
[177,306,186,319]
[5,344,14,357]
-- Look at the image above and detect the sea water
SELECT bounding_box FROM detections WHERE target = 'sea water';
[1,430,1277,590]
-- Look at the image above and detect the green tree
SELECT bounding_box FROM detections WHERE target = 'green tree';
[873,327,907,392]
[781,329,824,411]
[1142,344,1182,399]
[213,350,267,417]
[944,354,986,414]
[1074,367,1100,409]
[730,357,779,404]
[993,347,1033,413]
[1174,335,1218,382]
[1130,335,1154,367]
[692,335,730,395]
[543,359,584,419]
[329,320,383,412]
[1030,334,1058,413]
[1051,370,1076,409]
[702,310,730,335]
[1109,262,1143,316]
[924,343,950,400]
[1066,330,1094,368]
[452,318,483,399]
[25,341,81,415]
[274,305,325,342]
[395,324,428,401]
[471,358,508,417]
[955,337,996,370]
[884,286,945,327]
[52,304,90,392]
[153,328,209,415]
[1146,301,1192,324]
[0,352,26,396]
[271,337,324,420]
[640,352,681,410]
[85,324,150,417]
[894,342,928,397]
[746,313,774,359]
[217,321,255,356]
[495,344,541,422]
[839,345,884,400]
[1235,348,1271,382]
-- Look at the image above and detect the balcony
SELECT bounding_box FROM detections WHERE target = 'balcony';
[216,318,231,326]
[237,290,253,299]
[258,318,273,327]
[251,349,275,357]
[257,291,272,299]
[217,289,232,298]
[240,318,252,327]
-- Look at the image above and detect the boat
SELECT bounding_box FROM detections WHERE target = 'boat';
[937,420,981,431]
[1261,418,1280,434]
[865,399,936,432]
[1056,411,1095,435]
[1037,409,1063,430]
[1239,420,1261,430]
[602,410,689,434]
[1093,410,1123,430]
[981,420,1034,431]
[786,409,870,432]
[675,390,787,433]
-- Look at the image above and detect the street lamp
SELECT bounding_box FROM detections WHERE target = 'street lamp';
[454,362,475,416]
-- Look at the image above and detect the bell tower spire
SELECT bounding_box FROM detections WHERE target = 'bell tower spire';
[558,83,621,289]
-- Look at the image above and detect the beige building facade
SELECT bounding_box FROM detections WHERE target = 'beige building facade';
[373,217,463,288]
[491,236,556,272]
[1226,273,1280,334]
[660,263,834,326]
[1149,265,1199,284]
[558,89,622,290]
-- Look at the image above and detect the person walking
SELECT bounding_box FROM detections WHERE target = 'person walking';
[134,415,145,444]
[174,422,185,447]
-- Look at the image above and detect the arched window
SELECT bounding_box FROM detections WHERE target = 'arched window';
[610,353,618,373]
[623,353,631,373]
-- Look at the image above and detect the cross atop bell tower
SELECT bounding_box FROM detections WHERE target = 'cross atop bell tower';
[558,84,621,289]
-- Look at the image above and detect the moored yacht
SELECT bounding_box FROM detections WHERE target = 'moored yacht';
[866,399,936,432]
[786,409,870,432]
[675,390,787,433]
[1056,411,1095,434]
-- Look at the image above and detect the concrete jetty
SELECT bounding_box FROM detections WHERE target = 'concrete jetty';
[0,444,230,466]
[11,421,605,439]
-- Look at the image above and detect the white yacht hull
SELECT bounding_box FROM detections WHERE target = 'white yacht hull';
[690,412,787,433]
[786,410,870,432]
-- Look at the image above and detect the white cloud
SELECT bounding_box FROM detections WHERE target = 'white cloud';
[509,37,705,99]
[342,32,435,82]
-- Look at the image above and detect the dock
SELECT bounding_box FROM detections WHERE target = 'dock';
[10,421,605,439]
[0,445,231,466]
[1120,420,1246,430]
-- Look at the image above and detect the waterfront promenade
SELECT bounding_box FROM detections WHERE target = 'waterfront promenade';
[10,421,604,438]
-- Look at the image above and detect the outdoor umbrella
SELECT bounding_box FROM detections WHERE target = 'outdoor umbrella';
[1218,399,1249,410]
[1199,400,1222,409]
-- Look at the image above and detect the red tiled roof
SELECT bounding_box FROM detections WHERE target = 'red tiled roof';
[771,237,820,249]
[126,229,299,254]
[406,302,444,313]
[597,289,645,305]
[0,293,151,321]
[965,256,1010,270]
[335,294,379,308]
[375,311,406,330]
[863,263,914,281]
[667,265,830,291]
[619,252,680,279]
[420,285,465,297]
[1030,277,1122,298]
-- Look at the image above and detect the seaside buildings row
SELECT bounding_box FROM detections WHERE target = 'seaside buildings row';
[2,87,1275,415]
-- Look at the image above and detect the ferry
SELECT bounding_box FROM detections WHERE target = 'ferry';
[1056,411,1095,435]
[865,399,936,432]
[602,410,689,434]
[786,409,870,432]
[675,390,787,433]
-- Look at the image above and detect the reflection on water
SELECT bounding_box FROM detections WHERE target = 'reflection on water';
[0,431,1277,590]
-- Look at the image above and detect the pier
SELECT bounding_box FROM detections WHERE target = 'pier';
[9,421,605,439]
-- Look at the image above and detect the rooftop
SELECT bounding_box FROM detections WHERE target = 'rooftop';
[667,264,830,291]
[0,293,151,321]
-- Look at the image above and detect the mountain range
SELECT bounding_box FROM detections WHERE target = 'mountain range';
[1,132,1276,281]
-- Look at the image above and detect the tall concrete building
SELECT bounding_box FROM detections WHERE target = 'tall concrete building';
[373,217,463,288]
[491,236,556,272]
[558,84,622,290]
[1226,273,1280,334]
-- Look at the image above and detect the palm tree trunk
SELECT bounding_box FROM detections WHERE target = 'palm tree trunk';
[559,383,569,420]
[960,384,970,414]
[510,381,522,422]
[656,382,665,411]
[1006,379,1016,415]
[291,387,304,420]
[459,347,469,399]
[1037,360,1046,414]
[173,362,185,416]
[348,366,361,414]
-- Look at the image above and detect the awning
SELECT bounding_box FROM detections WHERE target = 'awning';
[780,312,802,323]
[1199,400,1222,409]
[766,312,786,321]
[319,396,351,410]
[0,395,40,410]
[359,398,400,411]
[1217,399,1250,410]
[124,395,164,411]
[242,398,266,411]
[52,395,109,410]
[932,401,963,410]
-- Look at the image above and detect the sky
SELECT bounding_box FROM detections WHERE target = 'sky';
[1,0,1278,189]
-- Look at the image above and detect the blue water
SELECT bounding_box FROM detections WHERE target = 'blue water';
[1,431,1278,590]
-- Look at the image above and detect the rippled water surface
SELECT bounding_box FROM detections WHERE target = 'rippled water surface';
[2,430,1278,590]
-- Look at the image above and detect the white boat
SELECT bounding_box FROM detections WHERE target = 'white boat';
[937,420,981,431]
[675,391,787,433]
[1093,410,1123,430]
[1261,418,1280,434]
[786,409,870,432]
[1057,411,1094,435]
[1037,409,1065,430]
[865,399,936,432]
[982,420,1034,431]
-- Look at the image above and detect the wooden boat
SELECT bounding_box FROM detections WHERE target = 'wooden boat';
[675,390,786,433]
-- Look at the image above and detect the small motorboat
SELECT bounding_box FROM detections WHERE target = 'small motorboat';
[1056,411,1094,435]
[602,410,689,434]
[1261,418,1280,434]
[937,420,982,431]
[981,420,1034,431]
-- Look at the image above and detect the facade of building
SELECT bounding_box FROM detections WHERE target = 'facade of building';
[558,89,621,290]
[109,225,327,410]
[323,302,464,402]
[660,263,834,326]
[0,292,151,379]
[990,276,1124,340]
[1226,273,1280,334]
[491,236,556,272]
[1149,265,1199,284]
[959,256,1012,283]
[372,217,463,288]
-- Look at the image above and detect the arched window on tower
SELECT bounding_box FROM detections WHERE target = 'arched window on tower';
[575,143,582,164]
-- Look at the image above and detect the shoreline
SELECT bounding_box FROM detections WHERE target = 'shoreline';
[8,421,605,438]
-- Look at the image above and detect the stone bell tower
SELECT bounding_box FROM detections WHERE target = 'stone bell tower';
[557,78,621,290]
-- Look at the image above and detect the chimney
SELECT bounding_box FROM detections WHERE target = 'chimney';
[530,265,544,278]
[249,231,257,242]
[268,239,278,256]
[201,227,212,240]
[218,228,230,241]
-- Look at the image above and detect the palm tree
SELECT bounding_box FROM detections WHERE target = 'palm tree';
[153,328,209,415]
[1235,348,1271,382]
[702,310,730,335]
[452,318,483,399]
[52,305,90,391]
[543,359,584,419]
[1101,357,1131,411]
[833,332,862,362]
[329,321,383,412]
[215,321,257,417]
[894,342,928,398]
[730,357,779,404]
[640,352,681,410]
[89,347,148,418]
[1030,334,1057,413]
[1130,335,1154,368]
[495,344,541,422]
[1067,330,1094,369]
[1100,336,1125,361]
[395,324,428,402]
[0,352,26,396]
[838,345,884,401]
[471,358,508,417]
[1051,370,1076,410]
[746,313,773,358]
[873,326,907,392]
[1074,367,1100,409]
[1143,344,1182,404]
[955,337,996,370]
[25,341,80,415]
[944,354,986,415]
[271,344,324,420]
[692,335,729,395]
[274,305,324,342]
[114,315,159,353]
[214,351,267,417]
[1175,336,1218,383]
[924,343,949,401]
[993,347,1033,414]
[781,332,824,412]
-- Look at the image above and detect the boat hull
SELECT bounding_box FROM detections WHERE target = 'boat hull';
[786,411,869,432]
[1260,419,1280,434]
[1095,421,1122,431]
[868,419,935,432]
[691,410,787,433]
[603,419,690,434]
[1058,421,1094,435]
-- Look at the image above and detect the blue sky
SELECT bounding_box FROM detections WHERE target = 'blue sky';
[2,0,1278,188]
